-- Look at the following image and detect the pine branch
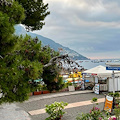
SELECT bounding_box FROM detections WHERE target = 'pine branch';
[0,55,3,59]
[44,54,68,68]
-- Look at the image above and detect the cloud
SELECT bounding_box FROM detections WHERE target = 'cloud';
[34,0,120,59]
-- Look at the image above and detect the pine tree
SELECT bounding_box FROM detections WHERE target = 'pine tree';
[0,0,25,56]
[0,0,51,104]
[0,0,76,104]
[16,0,50,31]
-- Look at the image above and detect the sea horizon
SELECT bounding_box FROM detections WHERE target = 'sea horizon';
[76,58,120,70]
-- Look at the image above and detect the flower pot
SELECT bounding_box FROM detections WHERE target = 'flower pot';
[33,91,42,95]
[68,86,75,91]
[75,86,81,90]
[42,90,50,94]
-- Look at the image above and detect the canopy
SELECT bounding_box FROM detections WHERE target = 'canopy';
[82,65,120,77]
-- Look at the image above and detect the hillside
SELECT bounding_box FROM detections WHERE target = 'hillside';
[14,25,89,60]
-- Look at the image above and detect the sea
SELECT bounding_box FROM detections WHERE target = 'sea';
[76,59,120,70]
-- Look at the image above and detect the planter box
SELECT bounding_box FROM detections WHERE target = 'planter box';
[42,90,50,94]
[75,87,80,90]
[68,86,75,91]
[33,91,42,95]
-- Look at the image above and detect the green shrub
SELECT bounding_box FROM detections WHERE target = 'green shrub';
[114,92,120,98]
[45,101,68,120]
[92,97,98,103]
[76,113,90,120]
[114,105,120,120]
[108,92,114,96]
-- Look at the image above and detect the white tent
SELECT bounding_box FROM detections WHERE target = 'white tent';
[82,65,120,77]
[82,65,120,92]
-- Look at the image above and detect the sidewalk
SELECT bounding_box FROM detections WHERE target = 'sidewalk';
[28,98,105,116]
[26,90,93,103]
[0,90,96,120]
[0,103,31,120]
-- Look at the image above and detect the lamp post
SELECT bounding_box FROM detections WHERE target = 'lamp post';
[112,71,115,94]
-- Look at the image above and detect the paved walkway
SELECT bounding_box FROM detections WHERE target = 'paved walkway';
[25,90,93,103]
[0,103,31,120]
[28,98,105,116]
[0,90,105,120]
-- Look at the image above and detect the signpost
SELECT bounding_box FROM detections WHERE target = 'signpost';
[104,95,113,113]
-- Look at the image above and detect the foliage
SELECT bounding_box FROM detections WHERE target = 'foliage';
[0,0,79,104]
[0,0,25,56]
[16,0,50,31]
[76,113,90,120]
[109,117,117,120]
[92,97,98,103]
[114,105,120,120]
[0,36,40,103]
[67,82,73,86]
[108,92,120,98]
[76,97,111,120]
[76,107,112,120]
[91,97,98,106]
[0,31,62,103]
[45,101,68,120]
[42,84,48,90]
[2,24,64,103]
[0,0,26,103]
[108,92,114,97]
[36,84,43,91]
[114,92,120,98]
[89,106,104,120]
[108,92,120,105]
[42,66,64,92]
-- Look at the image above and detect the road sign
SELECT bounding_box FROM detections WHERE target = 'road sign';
[106,66,120,71]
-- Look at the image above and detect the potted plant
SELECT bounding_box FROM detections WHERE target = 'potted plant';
[45,101,68,120]
[42,84,50,94]
[33,84,42,95]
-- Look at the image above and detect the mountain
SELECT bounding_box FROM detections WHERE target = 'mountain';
[14,25,89,60]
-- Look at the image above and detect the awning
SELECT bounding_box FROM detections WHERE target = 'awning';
[82,65,120,77]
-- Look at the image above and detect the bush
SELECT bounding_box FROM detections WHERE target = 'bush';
[76,97,111,120]
[114,105,120,120]
[92,97,98,103]
[114,92,120,98]
[45,101,68,120]
[76,113,90,120]
[89,107,104,120]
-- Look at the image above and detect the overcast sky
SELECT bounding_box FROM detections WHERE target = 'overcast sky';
[34,0,120,59]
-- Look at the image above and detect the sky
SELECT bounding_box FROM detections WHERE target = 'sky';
[33,0,120,59]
